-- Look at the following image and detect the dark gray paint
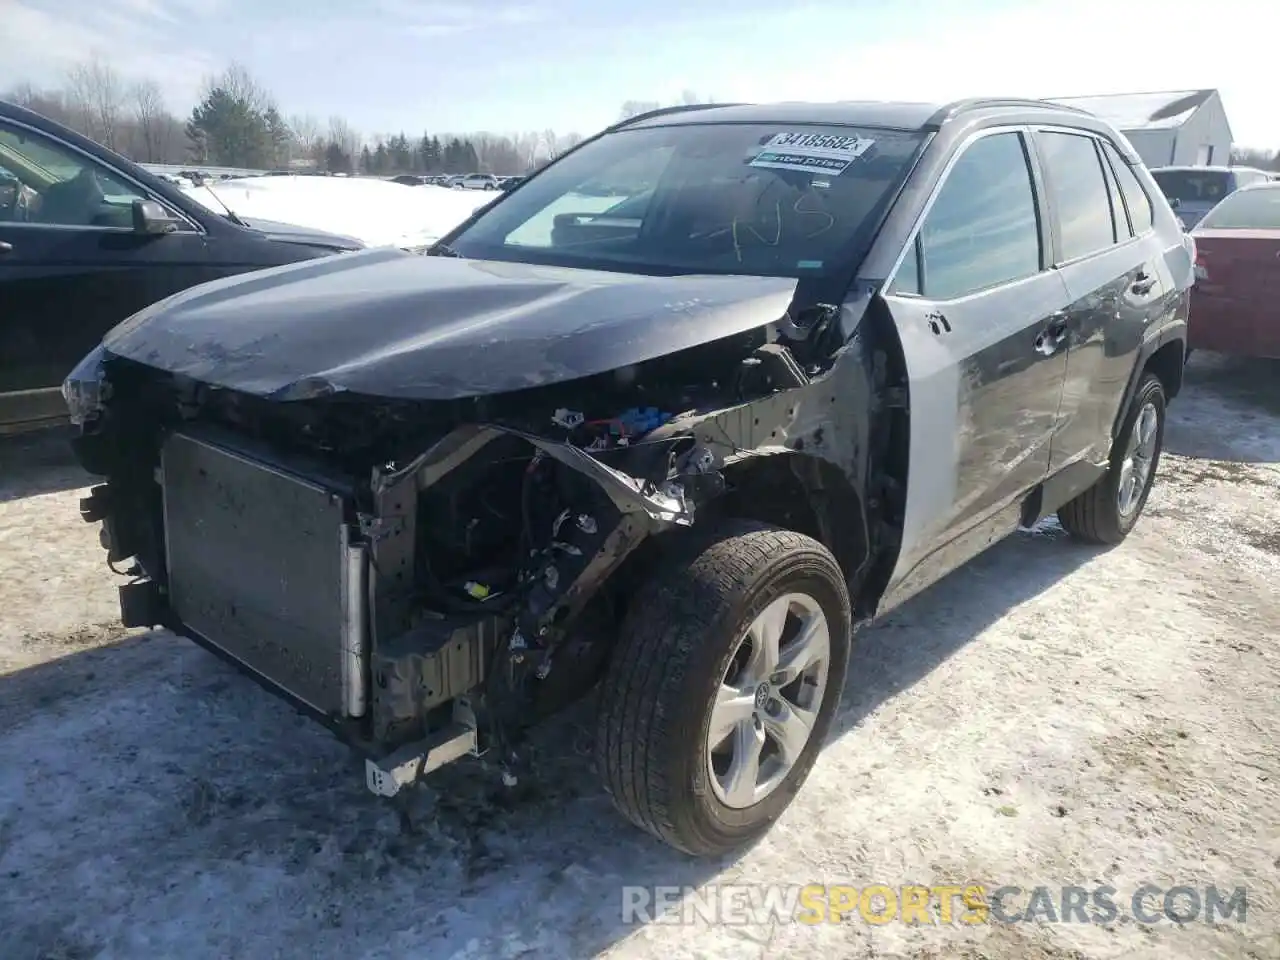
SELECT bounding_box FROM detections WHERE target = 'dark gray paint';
[857,111,1190,614]
[102,249,799,400]
[71,97,1194,757]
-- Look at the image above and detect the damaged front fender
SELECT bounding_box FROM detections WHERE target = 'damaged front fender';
[376,423,699,527]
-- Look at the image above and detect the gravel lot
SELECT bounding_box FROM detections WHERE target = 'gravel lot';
[1,355,1277,960]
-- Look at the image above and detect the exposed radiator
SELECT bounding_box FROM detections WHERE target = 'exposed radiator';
[160,431,367,718]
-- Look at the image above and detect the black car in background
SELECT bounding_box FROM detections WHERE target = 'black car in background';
[0,100,365,435]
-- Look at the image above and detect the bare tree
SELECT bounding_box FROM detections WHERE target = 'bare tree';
[1232,146,1279,170]
[203,61,271,114]
[619,99,661,121]
[130,79,166,162]
[289,113,323,166]
[7,81,40,109]
[5,82,72,126]
[66,56,124,149]
[327,115,362,161]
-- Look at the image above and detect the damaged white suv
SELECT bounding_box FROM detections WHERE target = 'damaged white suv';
[67,99,1192,856]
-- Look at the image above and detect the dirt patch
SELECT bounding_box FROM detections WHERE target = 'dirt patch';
[1241,528,1280,556]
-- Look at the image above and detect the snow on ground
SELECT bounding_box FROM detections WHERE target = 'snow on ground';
[181,176,497,248]
[1,355,1278,960]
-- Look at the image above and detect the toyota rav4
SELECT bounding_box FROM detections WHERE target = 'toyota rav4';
[67,98,1193,856]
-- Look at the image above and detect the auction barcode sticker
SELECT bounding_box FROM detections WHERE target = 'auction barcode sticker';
[749,132,876,175]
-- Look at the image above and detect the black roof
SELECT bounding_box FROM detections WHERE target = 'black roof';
[618,98,1093,134]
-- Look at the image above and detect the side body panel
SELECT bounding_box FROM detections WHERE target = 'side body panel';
[879,272,1070,609]
[871,125,1072,612]
[852,106,1190,619]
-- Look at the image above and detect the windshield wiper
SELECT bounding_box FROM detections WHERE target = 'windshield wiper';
[429,243,463,258]
[195,183,249,227]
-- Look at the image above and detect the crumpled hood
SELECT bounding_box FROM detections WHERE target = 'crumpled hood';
[103,249,799,400]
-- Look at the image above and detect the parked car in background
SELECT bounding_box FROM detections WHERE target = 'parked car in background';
[499,175,525,191]
[390,174,430,186]
[1188,180,1280,358]
[0,98,365,435]
[1148,165,1272,230]
[459,173,500,190]
[68,97,1191,858]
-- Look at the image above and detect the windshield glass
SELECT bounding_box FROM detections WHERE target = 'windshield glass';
[1151,169,1233,205]
[1197,186,1280,230]
[446,122,925,277]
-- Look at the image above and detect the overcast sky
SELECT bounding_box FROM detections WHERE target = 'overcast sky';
[3,0,1277,147]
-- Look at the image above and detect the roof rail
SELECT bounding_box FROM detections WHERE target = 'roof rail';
[924,97,1092,129]
[607,102,744,132]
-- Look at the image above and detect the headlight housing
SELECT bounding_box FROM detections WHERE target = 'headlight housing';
[62,343,111,426]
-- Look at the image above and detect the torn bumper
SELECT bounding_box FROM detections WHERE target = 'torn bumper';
[110,415,696,781]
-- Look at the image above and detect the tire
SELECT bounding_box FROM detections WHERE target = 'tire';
[595,521,852,856]
[1057,372,1167,545]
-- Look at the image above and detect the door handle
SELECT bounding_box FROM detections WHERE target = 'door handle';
[1131,267,1156,295]
[1034,315,1069,356]
[0,241,12,255]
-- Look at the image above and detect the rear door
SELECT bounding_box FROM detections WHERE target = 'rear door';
[0,117,217,429]
[878,127,1071,602]
[1037,129,1165,473]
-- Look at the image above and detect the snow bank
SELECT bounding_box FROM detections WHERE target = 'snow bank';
[181,176,496,249]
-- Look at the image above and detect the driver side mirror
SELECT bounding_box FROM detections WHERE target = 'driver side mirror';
[132,198,181,235]
[1168,196,1181,210]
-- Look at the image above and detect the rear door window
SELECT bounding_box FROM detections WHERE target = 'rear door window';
[1037,131,1116,262]
[1102,143,1154,234]
[893,131,1042,300]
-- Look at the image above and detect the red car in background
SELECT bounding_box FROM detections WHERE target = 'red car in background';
[1189,181,1280,359]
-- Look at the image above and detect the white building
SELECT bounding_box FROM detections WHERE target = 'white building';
[1049,89,1233,169]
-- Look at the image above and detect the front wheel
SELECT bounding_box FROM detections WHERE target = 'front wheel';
[1057,372,1167,545]
[595,521,852,856]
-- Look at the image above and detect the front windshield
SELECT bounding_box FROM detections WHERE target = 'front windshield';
[446,122,925,278]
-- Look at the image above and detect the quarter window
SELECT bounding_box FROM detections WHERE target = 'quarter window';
[895,131,1042,300]
[0,121,149,228]
[1102,142,1153,234]
[1039,131,1122,261]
